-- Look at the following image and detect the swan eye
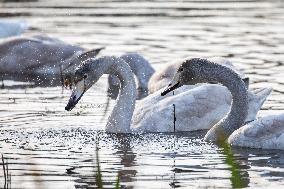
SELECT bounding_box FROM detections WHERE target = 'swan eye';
[179,68,184,72]
[63,76,73,89]
[83,74,88,79]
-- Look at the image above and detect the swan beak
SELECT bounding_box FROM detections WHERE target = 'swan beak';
[161,81,181,96]
[65,80,85,111]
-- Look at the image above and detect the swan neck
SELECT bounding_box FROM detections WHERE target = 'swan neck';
[105,57,136,133]
[199,62,248,141]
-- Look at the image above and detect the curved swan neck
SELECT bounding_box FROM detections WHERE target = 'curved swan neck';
[193,60,249,141]
[101,57,137,133]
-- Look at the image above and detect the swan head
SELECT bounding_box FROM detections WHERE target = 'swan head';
[65,58,106,111]
[61,48,104,89]
[161,58,201,96]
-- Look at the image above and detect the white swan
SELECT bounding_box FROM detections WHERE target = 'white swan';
[65,56,271,133]
[161,58,283,150]
[0,20,29,38]
[0,35,103,85]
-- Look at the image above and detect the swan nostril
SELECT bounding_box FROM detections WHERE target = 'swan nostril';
[72,95,76,101]
[168,83,172,87]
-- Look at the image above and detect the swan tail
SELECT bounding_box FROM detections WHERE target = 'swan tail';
[242,77,249,88]
[79,47,105,59]
[252,87,273,104]
[245,87,273,123]
[252,87,273,96]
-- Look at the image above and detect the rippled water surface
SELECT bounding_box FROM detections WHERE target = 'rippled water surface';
[0,0,284,188]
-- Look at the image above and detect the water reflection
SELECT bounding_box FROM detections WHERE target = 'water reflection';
[169,135,180,188]
[218,142,250,188]
[69,133,138,188]
[113,134,137,183]
[0,128,284,188]
[1,75,63,88]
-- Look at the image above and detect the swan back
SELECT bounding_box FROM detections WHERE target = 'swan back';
[0,35,83,74]
[133,84,232,132]
[133,83,271,132]
[0,35,103,84]
[228,114,284,149]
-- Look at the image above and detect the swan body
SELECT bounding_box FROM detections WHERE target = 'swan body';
[108,53,155,99]
[65,56,271,134]
[133,85,231,132]
[0,20,29,38]
[0,35,103,85]
[162,58,283,150]
[228,114,284,150]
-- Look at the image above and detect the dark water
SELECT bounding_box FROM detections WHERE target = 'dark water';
[0,0,284,188]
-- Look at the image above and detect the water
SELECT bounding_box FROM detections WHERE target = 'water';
[0,0,284,188]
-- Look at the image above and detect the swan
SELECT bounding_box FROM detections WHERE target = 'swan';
[0,20,29,38]
[107,53,155,99]
[0,35,103,85]
[161,58,284,150]
[65,56,271,133]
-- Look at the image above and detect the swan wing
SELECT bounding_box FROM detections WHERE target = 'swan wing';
[0,35,83,75]
[132,84,231,132]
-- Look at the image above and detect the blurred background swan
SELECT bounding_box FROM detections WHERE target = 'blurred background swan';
[0,20,29,38]
[0,34,103,86]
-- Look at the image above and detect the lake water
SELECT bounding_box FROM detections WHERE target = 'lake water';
[0,0,284,188]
